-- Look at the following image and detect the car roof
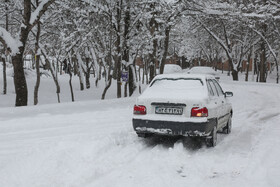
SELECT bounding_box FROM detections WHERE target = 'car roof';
[189,67,217,74]
[190,66,214,70]
[153,73,215,80]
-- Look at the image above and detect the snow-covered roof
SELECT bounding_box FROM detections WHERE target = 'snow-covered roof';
[187,66,219,76]
[163,64,182,74]
[152,73,215,81]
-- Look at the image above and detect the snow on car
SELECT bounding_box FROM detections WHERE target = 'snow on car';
[163,64,182,74]
[187,66,220,80]
[132,73,233,147]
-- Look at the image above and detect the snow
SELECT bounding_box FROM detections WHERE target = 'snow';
[0,27,21,55]
[138,76,208,104]
[151,72,214,81]
[186,66,218,75]
[163,64,182,74]
[30,0,50,25]
[0,67,280,186]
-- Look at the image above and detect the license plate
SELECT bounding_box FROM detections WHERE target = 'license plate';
[155,106,183,115]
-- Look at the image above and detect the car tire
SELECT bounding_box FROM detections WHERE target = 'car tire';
[223,115,232,134]
[206,126,217,147]
[136,132,152,138]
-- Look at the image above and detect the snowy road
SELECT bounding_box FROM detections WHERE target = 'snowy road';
[0,81,280,187]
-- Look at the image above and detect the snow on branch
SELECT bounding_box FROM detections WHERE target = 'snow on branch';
[0,27,22,55]
[269,0,280,8]
[30,0,55,27]
[200,2,280,20]
[197,18,232,60]
[253,28,278,65]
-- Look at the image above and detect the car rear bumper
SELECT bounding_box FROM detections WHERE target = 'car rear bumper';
[132,118,216,136]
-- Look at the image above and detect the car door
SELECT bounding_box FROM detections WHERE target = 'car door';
[212,79,228,127]
[208,79,224,129]
[207,79,222,127]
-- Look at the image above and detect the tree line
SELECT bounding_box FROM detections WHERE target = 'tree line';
[0,0,279,107]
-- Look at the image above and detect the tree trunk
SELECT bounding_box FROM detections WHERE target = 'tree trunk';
[256,59,260,82]
[149,61,155,83]
[148,3,158,83]
[42,52,60,103]
[259,41,266,83]
[146,62,149,85]
[128,65,135,96]
[102,50,113,99]
[138,66,142,94]
[159,26,171,74]
[245,50,252,82]
[149,36,157,83]
[79,75,84,91]
[124,82,128,97]
[2,0,8,95]
[138,65,141,85]
[2,57,7,95]
[116,0,122,98]
[33,54,40,105]
[60,60,63,75]
[50,63,60,103]
[142,63,145,84]
[259,23,267,83]
[95,69,99,87]
[73,60,78,75]
[34,15,41,105]
[85,57,90,89]
[102,75,112,100]
[122,1,135,97]
[12,14,30,106]
[231,69,238,81]
[227,63,231,76]
[12,52,28,106]
[228,59,238,81]
[254,55,258,75]
[68,65,74,102]
[76,57,84,91]
[245,62,249,82]
[276,64,279,84]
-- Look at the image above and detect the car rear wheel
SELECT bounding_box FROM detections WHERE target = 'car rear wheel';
[206,126,217,147]
[223,115,232,134]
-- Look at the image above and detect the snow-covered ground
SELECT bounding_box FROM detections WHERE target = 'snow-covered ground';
[0,66,280,186]
[0,66,132,107]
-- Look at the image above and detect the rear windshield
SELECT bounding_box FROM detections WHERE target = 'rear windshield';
[150,78,203,89]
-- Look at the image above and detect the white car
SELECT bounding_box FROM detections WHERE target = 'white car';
[163,64,182,74]
[132,73,233,147]
[187,66,220,81]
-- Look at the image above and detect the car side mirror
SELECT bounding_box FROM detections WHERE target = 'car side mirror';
[224,92,233,98]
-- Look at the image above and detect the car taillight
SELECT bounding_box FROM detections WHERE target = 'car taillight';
[134,105,146,115]
[191,107,208,117]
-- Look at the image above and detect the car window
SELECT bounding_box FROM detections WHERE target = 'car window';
[208,80,218,96]
[212,79,224,96]
[150,78,203,89]
[206,80,214,96]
